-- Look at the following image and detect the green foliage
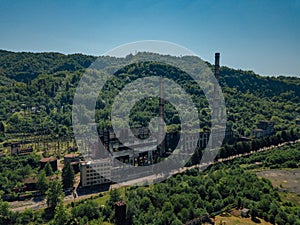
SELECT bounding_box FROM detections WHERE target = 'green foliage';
[0,50,300,224]
[0,191,10,224]
[0,121,5,133]
[107,189,122,207]
[51,203,71,225]
[0,50,299,142]
[122,165,299,224]
[218,129,300,161]
[236,142,300,169]
[44,162,54,176]
[14,209,38,224]
[36,170,49,195]
[46,180,64,210]
[62,161,75,189]
[0,49,95,82]
[71,200,101,222]
[219,68,299,103]
[1,163,299,224]
[0,154,40,194]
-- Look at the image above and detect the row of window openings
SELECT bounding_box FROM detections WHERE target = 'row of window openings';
[87,168,110,172]
[86,179,110,185]
[86,172,110,177]
[86,175,109,181]
[86,163,110,168]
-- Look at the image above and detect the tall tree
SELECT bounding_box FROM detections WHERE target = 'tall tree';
[46,180,64,209]
[37,170,49,195]
[0,121,5,133]
[0,191,10,224]
[107,189,122,208]
[51,203,70,225]
[62,161,75,189]
[44,162,54,176]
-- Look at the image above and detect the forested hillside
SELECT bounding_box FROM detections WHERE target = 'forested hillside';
[0,50,300,225]
[0,50,299,143]
[0,49,95,82]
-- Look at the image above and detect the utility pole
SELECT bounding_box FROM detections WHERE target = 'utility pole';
[158,74,165,156]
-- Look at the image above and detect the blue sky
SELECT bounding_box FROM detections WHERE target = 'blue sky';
[0,0,299,76]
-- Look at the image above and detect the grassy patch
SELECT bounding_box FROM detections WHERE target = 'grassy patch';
[215,215,272,225]
[256,168,300,194]
[279,192,300,207]
[93,192,110,206]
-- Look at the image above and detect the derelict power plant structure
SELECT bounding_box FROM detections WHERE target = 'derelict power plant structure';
[88,53,223,165]
[79,53,229,186]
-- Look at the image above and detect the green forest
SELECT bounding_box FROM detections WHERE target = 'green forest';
[0,50,300,225]
[0,50,299,143]
[0,142,300,224]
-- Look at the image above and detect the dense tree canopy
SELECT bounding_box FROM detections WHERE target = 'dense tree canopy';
[62,161,75,189]
[46,180,64,210]
[0,50,299,141]
[0,50,299,225]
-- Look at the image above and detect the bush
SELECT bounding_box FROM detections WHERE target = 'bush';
[282,160,298,168]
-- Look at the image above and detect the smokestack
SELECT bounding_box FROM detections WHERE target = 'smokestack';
[212,53,220,149]
[213,52,220,101]
[214,52,220,80]
[115,201,126,225]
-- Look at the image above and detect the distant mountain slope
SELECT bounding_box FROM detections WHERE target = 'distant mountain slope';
[0,50,299,139]
[219,67,299,103]
[0,49,96,82]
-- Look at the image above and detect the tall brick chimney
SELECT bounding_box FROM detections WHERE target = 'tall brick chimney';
[115,201,126,225]
[214,52,220,80]
[212,53,221,149]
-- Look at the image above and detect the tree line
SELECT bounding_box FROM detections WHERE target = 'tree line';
[0,51,299,144]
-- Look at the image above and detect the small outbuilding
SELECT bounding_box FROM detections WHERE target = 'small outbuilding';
[40,157,58,172]
[241,208,250,217]
[64,153,80,173]
[64,153,80,164]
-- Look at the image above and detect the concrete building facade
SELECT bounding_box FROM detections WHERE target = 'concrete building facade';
[80,158,112,187]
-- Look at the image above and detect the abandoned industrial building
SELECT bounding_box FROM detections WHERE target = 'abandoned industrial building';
[251,120,275,138]
[10,142,33,156]
[78,53,236,187]
[80,158,112,187]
